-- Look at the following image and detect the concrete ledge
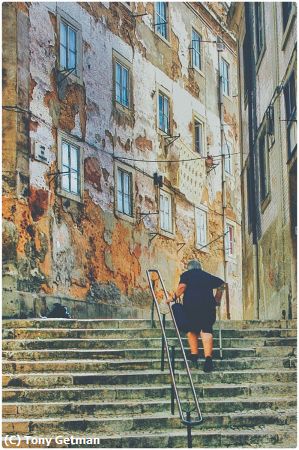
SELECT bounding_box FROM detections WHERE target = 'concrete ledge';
[2,289,151,320]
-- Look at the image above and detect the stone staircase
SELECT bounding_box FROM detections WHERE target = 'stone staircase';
[2,318,297,448]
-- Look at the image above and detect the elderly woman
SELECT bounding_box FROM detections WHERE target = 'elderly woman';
[169,260,226,372]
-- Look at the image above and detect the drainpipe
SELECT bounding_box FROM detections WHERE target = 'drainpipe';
[245,3,261,319]
[217,49,229,319]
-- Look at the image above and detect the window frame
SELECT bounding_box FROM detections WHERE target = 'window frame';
[284,70,297,158]
[258,126,271,210]
[157,87,171,135]
[220,57,230,97]
[57,8,83,83]
[281,2,296,49]
[159,189,173,235]
[195,206,208,251]
[112,50,133,112]
[191,28,202,72]
[224,140,233,175]
[254,2,266,69]
[57,132,84,203]
[193,112,206,156]
[154,2,169,42]
[114,162,135,223]
[225,221,235,259]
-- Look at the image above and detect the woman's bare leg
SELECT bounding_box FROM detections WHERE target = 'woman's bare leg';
[200,331,213,358]
[187,332,199,355]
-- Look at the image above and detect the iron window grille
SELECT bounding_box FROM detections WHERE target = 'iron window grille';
[115,61,130,108]
[60,20,77,73]
[160,191,172,232]
[155,2,168,39]
[159,92,170,134]
[191,29,201,70]
[220,58,230,96]
[117,168,133,216]
[284,71,297,157]
[61,141,80,195]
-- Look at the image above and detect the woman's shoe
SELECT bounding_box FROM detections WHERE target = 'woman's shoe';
[203,356,213,372]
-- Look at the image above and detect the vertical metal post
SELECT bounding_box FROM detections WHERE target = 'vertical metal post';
[218,306,223,360]
[170,345,175,414]
[186,408,192,448]
[151,299,155,328]
[161,314,166,371]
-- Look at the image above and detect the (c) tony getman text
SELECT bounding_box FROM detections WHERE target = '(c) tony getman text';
[22,436,101,446]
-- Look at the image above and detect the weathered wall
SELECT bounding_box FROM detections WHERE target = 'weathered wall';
[229,2,297,320]
[3,2,242,319]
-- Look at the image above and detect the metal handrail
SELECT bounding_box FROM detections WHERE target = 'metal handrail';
[146,269,203,427]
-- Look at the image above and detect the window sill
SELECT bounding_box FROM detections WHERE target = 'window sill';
[157,127,171,137]
[115,102,133,115]
[58,67,83,87]
[281,8,296,50]
[223,92,232,103]
[115,210,135,224]
[57,188,84,204]
[159,228,175,240]
[261,193,271,213]
[155,31,171,48]
[191,66,205,79]
[196,244,209,253]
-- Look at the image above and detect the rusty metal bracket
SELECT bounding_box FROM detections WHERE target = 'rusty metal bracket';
[57,67,76,86]
[149,232,159,245]
[177,242,186,252]
[137,211,159,225]
[206,163,220,174]
[164,134,180,148]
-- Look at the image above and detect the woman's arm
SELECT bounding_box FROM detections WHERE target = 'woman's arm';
[167,283,186,303]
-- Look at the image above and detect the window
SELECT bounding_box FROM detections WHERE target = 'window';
[242,31,250,100]
[191,29,201,71]
[155,2,168,40]
[117,168,133,216]
[194,119,204,154]
[220,58,230,96]
[225,223,234,257]
[160,190,172,233]
[60,140,81,197]
[195,208,207,247]
[254,2,265,60]
[58,9,82,81]
[282,2,293,30]
[284,71,297,156]
[115,61,129,108]
[258,129,270,203]
[158,92,170,134]
[224,141,232,174]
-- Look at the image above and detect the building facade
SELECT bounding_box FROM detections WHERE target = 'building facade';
[228,2,297,319]
[3,2,241,319]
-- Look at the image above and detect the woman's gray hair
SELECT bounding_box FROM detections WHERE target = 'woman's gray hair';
[187,259,202,270]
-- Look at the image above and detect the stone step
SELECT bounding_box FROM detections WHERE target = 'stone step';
[2,424,297,448]
[2,347,259,360]
[3,368,296,389]
[3,381,296,403]
[3,396,297,419]
[2,356,296,374]
[3,409,296,434]
[1,424,297,448]
[3,346,296,361]
[3,327,297,342]
[2,337,297,351]
[3,319,296,330]
[3,327,297,340]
